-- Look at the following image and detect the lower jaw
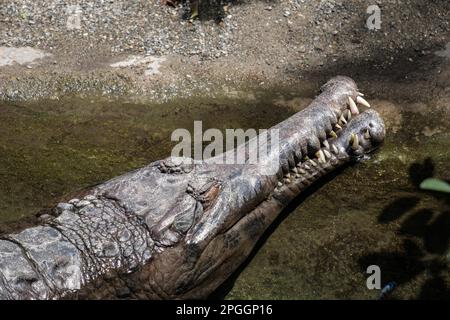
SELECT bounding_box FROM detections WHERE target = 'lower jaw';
[271,150,347,206]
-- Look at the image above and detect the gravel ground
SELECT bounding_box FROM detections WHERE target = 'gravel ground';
[0,0,449,102]
[0,0,236,57]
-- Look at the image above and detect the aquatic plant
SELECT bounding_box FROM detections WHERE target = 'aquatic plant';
[420,178,450,194]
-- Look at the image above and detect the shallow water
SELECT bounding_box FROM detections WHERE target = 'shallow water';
[0,92,448,299]
[223,111,450,300]
[0,92,294,222]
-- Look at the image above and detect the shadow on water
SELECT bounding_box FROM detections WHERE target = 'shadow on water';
[211,157,450,300]
[210,163,350,299]
[357,158,450,300]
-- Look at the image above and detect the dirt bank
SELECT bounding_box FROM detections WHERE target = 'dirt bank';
[0,0,449,103]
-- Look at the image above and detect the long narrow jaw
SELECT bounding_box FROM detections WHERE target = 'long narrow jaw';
[184,79,386,252]
[269,76,378,172]
[273,108,385,198]
[166,106,386,300]
[270,76,385,196]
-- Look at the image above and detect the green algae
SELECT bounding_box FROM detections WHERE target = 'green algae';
[0,93,294,222]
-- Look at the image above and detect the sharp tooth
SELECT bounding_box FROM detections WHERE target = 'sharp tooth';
[339,114,347,125]
[299,168,306,174]
[350,133,359,150]
[284,178,291,183]
[304,164,311,170]
[315,150,326,163]
[323,149,332,159]
[346,109,352,121]
[309,159,318,167]
[296,162,302,167]
[292,167,298,173]
[332,144,338,154]
[323,140,330,149]
[356,96,371,108]
[364,129,371,139]
[357,92,364,96]
[335,124,342,130]
[295,173,301,178]
[285,173,291,179]
[277,181,283,187]
[329,130,338,138]
[348,97,359,115]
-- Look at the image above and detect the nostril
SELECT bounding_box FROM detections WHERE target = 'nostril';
[369,122,374,128]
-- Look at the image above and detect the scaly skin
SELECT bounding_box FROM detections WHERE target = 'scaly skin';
[0,76,385,299]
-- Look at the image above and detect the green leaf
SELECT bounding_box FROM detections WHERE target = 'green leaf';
[420,178,450,193]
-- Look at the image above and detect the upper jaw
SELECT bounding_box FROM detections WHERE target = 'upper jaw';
[320,76,374,130]
[320,78,379,155]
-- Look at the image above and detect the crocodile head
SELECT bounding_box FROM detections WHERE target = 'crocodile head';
[122,78,386,299]
[0,77,386,300]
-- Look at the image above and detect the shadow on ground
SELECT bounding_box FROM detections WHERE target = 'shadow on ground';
[288,43,447,103]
